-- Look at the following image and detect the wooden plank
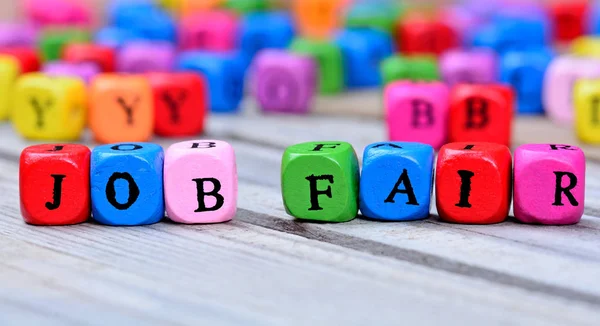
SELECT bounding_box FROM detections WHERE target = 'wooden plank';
[2,116,600,323]
[240,97,600,161]
[1,158,598,325]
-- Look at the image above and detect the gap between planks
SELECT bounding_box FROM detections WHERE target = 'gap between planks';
[3,140,600,313]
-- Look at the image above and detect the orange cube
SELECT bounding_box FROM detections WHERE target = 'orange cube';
[180,0,223,17]
[89,75,154,144]
[293,0,347,39]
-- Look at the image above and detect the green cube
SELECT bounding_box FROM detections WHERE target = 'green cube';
[281,141,359,223]
[39,28,91,62]
[345,2,403,34]
[380,55,439,84]
[290,38,344,95]
[224,0,271,14]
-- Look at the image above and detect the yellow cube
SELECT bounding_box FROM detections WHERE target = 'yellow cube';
[574,78,600,143]
[158,0,181,13]
[13,73,87,141]
[0,55,20,121]
[571,36,600,58]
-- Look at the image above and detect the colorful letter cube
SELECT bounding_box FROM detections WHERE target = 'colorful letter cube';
[180,0,223,16]
[290,38,344,94]
[177,51,245,113]
[240,12,295,61]
[117,41,176,73]
[179,11,239,51]
[570,36,600,57]
[91,143,165,226]
[359,142,434,221]
[108,0,156,25]
[574,79,600,143]
[439,49,497,86]
[0,47,40,73]
[449,84,514,146]
[543,56,600,124]
[24,0,91,27]
[335,28,394,88]
[62,43,116,72]
[252,50,317,114]
[344,1,402,34]
[165,140,237,224]
[514,144,585,225]
[38,28,90,62]
[148,72,207,136]
[397,13,458,56]
[292,0,345,39]
[19,144,91,225]
[43,61,100,84]
[470,17,548,54]
[112,4,176,42]
[281,141,359,223]
[224,0,270,14]
[385,81,449,149]
[500,48,554,114]
[380,55,439,85]
[95,27,140,49]
[13,73,87,140]
[435,142,512,224]
[549,1,588,42]
[0,56,20,120]
[89,75,154,143]
[0,23,37,47]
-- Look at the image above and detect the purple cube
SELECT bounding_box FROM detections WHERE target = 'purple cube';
[440,49,498,86]
[43,61,100,84]
[117,41,175,73]
[0,23,37,47]
[252,50,317,114]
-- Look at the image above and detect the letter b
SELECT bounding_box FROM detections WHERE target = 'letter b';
[165,140,238,224]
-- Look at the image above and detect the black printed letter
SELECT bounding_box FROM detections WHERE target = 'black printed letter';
[45,174,66,210]
[106,172,140,210]
[455,170,475,208]
[312,144,341,152]
[465,97,489,129]
[191,142,216,149]
[411,99,435,128]
[306,174,334,210]
[193,178,225,212]
[384,169,419,205]
[552,172,579,206]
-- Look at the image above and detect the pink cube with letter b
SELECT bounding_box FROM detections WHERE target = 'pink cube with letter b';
[164,140,237,224]
[385,81,450,149]
[514,144,585,225]
[179,11,239,51]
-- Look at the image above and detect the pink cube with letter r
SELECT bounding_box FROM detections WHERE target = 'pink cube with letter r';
[164,140,237,224]
[385,81,450,149]
[514,144,585,225]
[440,49,497,86]
[253,50,317,114]
[543,56,600,125]
[179,11,239,51]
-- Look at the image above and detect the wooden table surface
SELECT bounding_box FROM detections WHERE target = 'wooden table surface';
[1,91,600,325]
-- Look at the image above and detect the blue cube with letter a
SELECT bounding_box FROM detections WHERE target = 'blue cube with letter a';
[359,142,434,221]
[91,143,164,226]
